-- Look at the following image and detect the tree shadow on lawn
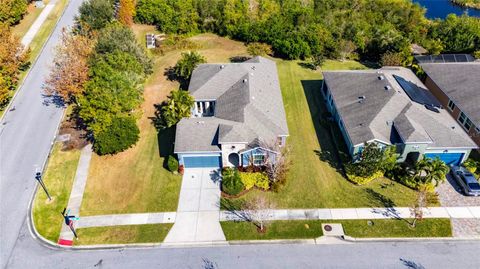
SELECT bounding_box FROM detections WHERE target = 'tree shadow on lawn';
[301,80,349,176]
[164,66,189,90]
[153,124,176,170]
[365,188,411,225]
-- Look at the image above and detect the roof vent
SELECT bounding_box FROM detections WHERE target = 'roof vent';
[243,78,247,83]
[378,75,385,80]
[451,126,455,129]
[196,121,205,124]
[220,65,225,69]
[358,96,366,103]
[385,85,392,91]
[252,66,256,70]
[386,120,393,126]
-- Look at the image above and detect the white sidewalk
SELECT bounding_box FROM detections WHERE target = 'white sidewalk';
[58,145,92,244]
[76,212,176,228]
[220,206,480,222]
[21,0,58,48]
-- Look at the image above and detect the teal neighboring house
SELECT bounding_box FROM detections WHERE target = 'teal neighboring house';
[174,56,289,168]
[321,67,477,165]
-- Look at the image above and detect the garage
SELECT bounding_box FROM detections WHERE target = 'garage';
[182,155,221,168]
[424,153,464,166]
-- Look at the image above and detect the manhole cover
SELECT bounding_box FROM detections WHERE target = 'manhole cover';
[324,225,332,231]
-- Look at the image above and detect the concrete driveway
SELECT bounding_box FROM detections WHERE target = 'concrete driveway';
[164,168,226,244]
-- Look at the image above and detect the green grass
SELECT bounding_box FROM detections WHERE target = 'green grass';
[33,143,81,242]
[221,218,452,240]
[237,59,429,208]
[1,0,69,118]
[221,220,324,240]
[341,218,452,238]
[74,224,173,245]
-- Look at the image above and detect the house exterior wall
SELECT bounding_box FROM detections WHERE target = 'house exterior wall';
[321,81,355,156]
[221,143,247,167]
[397,143,430,162]
[241,148,276,166]
[424,76,480,147]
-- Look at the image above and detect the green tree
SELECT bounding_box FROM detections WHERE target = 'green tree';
[95,24,153,74]
[78,0,115,30]
[173,51,206,81]
[78,62,143,134]
[0,0,28,25]
[429,14,480,53]
[157,89,194,129]
[92,115,140,155]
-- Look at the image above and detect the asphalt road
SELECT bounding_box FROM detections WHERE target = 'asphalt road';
[0,0,84,267]
[1,0,480,268]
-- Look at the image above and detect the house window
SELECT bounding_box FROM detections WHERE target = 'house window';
[253,153,266,165]
[458,112,472,131]
[447,100,455,111]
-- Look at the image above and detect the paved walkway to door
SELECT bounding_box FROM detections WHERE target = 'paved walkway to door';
[163,168,226,245]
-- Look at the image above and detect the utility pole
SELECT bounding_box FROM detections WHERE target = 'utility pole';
[35,171,51,201]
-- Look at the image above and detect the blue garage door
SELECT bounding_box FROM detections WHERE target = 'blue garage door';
[183,156,221,168]
[424,153,464,166]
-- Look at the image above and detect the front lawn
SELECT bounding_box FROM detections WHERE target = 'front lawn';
[74,224,172,245]
[33,143,81,242]
[80,30,248,216]
[239,60,433,208]
[221,218,452,240]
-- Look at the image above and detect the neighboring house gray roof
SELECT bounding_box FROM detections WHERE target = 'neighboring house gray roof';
[323,67,477,149]
[421,62,480,127]
[174,56,289,153]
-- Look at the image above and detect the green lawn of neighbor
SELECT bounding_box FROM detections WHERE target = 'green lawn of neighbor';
[238,59,437,208]
[33,143,81,242]
[221,218,452,240]
[74,224,172,245]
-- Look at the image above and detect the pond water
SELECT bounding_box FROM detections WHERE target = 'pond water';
[414,0,480,19]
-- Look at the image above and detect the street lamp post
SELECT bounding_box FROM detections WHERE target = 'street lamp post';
[35,171,51,201]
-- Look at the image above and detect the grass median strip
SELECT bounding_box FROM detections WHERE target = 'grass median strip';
[73,224,173,245]
[221,218,452,240]
[33,143,81,242]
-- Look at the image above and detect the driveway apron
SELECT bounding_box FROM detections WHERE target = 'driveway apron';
[164,168,226,244]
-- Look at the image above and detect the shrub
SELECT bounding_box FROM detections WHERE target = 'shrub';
[222,168,244,195]
[346,171,384,185]
[92,116,140,155]
[240,172,270,191]
[167,155,179,172]
[247,42,272,57]
[463,158,478,174]
[474,50,480,59]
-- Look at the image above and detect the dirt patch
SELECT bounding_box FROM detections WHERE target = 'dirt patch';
[58,114,88,151]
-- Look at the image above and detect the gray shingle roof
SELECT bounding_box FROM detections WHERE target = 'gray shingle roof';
[323,67,477,149]
[421,63,480,127]
[174,56,289,153]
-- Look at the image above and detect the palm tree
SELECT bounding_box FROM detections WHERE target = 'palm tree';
[414,158,449,189]
[160,89,195,128]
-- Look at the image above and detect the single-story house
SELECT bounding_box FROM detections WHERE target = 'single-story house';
[420,62,480,150]
[174,56,289,168]
[321,67,478,166]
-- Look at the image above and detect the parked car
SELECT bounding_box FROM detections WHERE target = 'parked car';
[450,166,480,196]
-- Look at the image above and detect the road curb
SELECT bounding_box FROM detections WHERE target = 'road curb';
[229,239,316,245]
[342,235,480,242]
